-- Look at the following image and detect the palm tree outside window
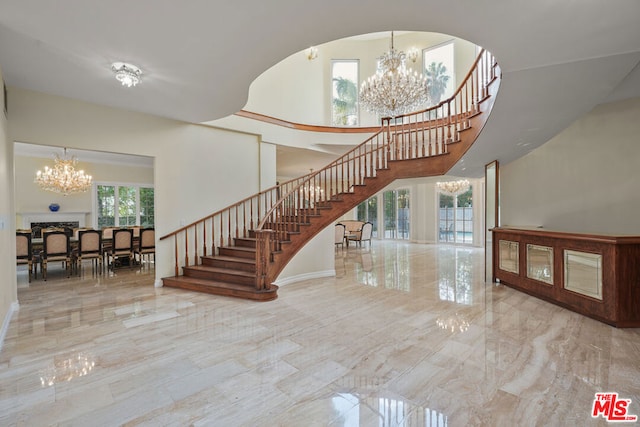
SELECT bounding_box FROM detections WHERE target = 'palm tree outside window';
[331,60,359,126]
[423,41,455,106]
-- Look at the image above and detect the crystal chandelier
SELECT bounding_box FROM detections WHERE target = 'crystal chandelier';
[359,32,429,118]
[35,148,93,196]
[300,185,324,200]
[111,62,142,87]
[436,179,470,196]
[300,170,324,200]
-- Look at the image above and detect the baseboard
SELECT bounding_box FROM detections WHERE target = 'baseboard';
[0,301,19,353]
[274,269,336,287]
[154,279,163,288]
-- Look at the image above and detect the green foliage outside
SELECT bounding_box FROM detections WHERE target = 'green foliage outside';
[332,77,358,126]
[97,185,115,228]
[425,61,451,105]
[140,187,155,227]
[439,187,472,208]
[96,185,155,228]
[457,188,472,207]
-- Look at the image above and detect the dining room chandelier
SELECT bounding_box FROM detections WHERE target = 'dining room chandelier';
[359,32,429,118]
[35,148,93,196]
[436,179,470,196]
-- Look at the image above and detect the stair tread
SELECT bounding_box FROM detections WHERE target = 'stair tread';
[219,246,255,252]
[203,255,255,264]
[163,276,276,293]
[184,265,254,277]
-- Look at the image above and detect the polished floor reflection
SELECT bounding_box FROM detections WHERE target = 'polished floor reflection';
[2,241,639,426]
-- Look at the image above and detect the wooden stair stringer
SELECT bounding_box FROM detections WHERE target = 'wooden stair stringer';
[265,155,449,284]
[162,63,501,301]
[264,84,501,285]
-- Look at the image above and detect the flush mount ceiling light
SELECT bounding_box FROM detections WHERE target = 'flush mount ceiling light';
[111,62,142,87]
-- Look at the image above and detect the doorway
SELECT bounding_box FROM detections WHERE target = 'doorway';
[438,185,473,244]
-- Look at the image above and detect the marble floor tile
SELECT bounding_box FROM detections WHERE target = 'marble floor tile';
[1,241,639,426]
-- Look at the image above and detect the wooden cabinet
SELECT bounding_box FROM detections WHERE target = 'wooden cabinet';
[493,227,640,327]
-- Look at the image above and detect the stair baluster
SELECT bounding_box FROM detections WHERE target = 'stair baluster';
[160,49,500,301]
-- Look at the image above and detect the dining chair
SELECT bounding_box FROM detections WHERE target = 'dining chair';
[134,228,155,268]
[16,230,34,282]
[334,224,346,249]
[41,230,71,281]
[76,229,103,275]
[109,229,134,270]
[347,221,373,248]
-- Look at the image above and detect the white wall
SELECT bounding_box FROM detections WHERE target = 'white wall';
[260,142,277,190]
[275,226,335,286]
[7,88,263,284]
[246,33,477,127]
[14,155,154,227]
[0,67,18,351]
[501,97,640,235]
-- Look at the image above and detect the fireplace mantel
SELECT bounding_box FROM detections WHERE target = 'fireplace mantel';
[19,212,88,229]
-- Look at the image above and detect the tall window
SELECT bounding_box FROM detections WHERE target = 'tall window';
[356,196,378,237]
[423,41,455,106]
[383,189,410,240]
[331,60,359,126]
[357,190,409,240]
[438,186,472,244]
[396,189,410,239]
[95,183,155,228]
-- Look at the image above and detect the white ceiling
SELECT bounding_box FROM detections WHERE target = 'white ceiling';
[1,1,639,177]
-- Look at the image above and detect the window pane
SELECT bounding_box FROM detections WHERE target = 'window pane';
[140,187,155,227]
[397,189,410,240]
[97,185,115,228]
[383,191,396,239]
[367,196,378,237]
[424,41,455,106]
[118,186,137,227]
[356,202,366,222]
[332,60,359,126]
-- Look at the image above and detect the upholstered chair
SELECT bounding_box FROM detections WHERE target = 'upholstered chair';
[334,224,346,249]
[109,229,134,269]
[76,229,103,275]
[41,230,71,280]
[134,228,155,268]
[16,230,34,282]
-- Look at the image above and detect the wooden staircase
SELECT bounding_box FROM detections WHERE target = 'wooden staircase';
[161,50,501,301]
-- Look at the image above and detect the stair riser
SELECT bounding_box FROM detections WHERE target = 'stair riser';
[262,224,307,232]
[249,230,298,240]
[183,268,256,286]
[162,278,277,301]
[233,238,257,248]
[202,258,256,272]
[218,247,255,259]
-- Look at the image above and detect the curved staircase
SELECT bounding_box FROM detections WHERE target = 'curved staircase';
[161,50,501,301]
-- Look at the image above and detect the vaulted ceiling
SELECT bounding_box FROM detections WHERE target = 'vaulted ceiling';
[1,1,639,177]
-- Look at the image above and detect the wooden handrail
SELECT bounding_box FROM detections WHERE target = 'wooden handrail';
[160,49,498,292]
[159,170,315,241]
[235,110,381,133]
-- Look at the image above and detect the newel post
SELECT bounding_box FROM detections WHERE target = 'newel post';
[254,229,274,291]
